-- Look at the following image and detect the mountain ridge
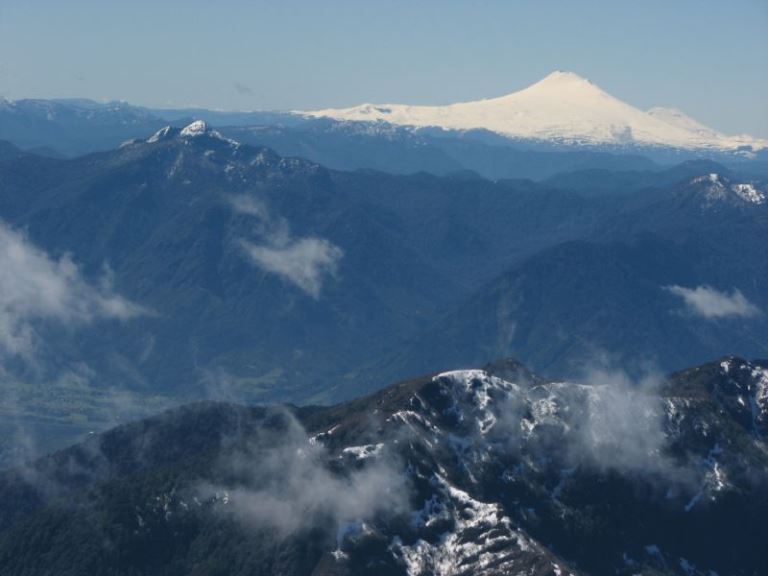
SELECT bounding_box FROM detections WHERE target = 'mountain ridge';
[2,125,766,468]
[0,356,765,575]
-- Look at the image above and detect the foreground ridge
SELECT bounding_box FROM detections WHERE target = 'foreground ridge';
[0,356,766,575]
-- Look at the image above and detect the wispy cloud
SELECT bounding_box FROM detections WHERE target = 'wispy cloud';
[229,195,268,219]
[0,221,154,467]
[242,238,343,299]
[0,221,145,359]
[231,195,343,298]
[198,410,408,539]
[233,81,253,95]
[569,367,673,476]
[666,285,760,319]
[487,357,697,487]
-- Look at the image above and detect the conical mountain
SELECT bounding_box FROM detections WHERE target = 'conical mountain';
[303,71,767,151]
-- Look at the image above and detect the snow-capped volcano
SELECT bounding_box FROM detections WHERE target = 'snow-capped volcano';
[302,71,766,152]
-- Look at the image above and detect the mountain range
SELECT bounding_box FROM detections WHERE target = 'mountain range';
[0,356,765,575]
[1,69,767,575]
[1,120,767,468]
[2,72,768,177]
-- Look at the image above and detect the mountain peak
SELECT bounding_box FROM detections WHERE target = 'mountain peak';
[180,120,210,137]
[144,121,240,147]
[510,70,609,101]
[685,173,766,206]
[146,121,213,143]
[535,70,593,86]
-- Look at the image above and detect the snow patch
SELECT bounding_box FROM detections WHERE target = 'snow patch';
[308,424,340,445]
[342,443,384,461]
[147,125,173,143]
[690,174,766,205]
[180,120,209,137]
[732,183,766,205]
[391,474,539,575]
[685,444,727,512]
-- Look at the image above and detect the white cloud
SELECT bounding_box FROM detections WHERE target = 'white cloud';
[198,411,409,538]
[231,194,343,298]
[0,221,145,359]
[242,237,343,298]
[229,195,268,219]
[570,367,672,476]
[666,284,760,319]
[490,361,685,481]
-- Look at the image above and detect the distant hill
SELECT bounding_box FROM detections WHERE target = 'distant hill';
[371,172,768,390]
[0,98,166,156]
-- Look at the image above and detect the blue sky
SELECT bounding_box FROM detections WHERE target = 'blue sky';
[1,0,766,136]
